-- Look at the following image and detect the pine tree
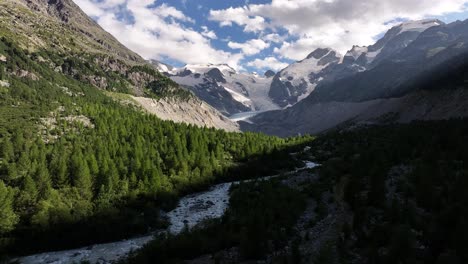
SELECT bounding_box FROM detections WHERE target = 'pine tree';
[34,161,52,200]
[17,151,31,178]
[6,162,18,181]
[0,63,5,80]
[51,152,68,188]
[107,160,120,193]
[0,180,19,234]
[87,153,99,177]
[18,175,38,213]
[71,149,93,199]
[1,138,14,163]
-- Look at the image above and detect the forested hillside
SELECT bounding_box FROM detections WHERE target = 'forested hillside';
[0,36,312,258]
[0,0,240,131]
[309,121,468,263]
[123,120,468,263]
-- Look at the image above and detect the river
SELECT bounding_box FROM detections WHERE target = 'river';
[15,161,320,264]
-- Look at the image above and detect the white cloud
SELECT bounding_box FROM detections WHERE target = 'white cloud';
[74,0,468,71]
[209,7,266,33]
[156,3,194,23]
[210,0,468,60]
[201,26,217,39]
[101,0,126,8]
[228,39,270,55]
[263,33,285,43]
[247,57,289,71]
[73,0,244,69]
[74,0,104,17]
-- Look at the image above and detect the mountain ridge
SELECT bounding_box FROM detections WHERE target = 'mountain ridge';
[156,62,280,116]
[1,0,239,131]
[242,18,468,136]
[267,19,446,108]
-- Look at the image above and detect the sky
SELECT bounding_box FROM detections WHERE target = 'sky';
[74,0,468,73]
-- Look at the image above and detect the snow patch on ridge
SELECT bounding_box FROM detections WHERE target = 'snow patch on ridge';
[397,19,442,35]
[169,63,279,112]
[223,85,252,105]
[365,48,383,63]
[180,64,236,75]
[281,49,334,88]
[346,46,368,60]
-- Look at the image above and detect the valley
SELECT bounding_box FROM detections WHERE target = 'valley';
[1,0,468,263]
[16,152,320,264]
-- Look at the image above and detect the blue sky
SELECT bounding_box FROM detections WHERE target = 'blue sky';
[75,0,468,73]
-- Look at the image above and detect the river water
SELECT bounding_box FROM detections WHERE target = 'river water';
[16,161,320,264]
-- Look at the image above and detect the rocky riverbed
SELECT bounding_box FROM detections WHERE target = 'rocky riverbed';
[16,160,320,264]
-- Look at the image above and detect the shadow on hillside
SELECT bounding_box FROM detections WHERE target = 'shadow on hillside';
[1,140,314,259]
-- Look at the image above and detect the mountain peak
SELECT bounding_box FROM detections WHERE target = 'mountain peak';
[395,19,444,34]
[10,0,144,64]
[306,48,335,60]
[150,60,174,73]
[345,45,369,60]
[18,0,76,23]
[184,64,237,74]
[264,70,276,78]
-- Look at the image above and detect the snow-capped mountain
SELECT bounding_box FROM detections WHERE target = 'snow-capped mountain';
[269,48,341,107]
[343,19,444,68]
[150,59,174,73]
[245,18,468,137]
[155,63,279,116]
[148,19,449,125]
[269,19,444,108]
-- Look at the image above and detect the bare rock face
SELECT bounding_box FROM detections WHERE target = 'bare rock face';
[264,70,275,78]
[132,96,240,132]
[12,0,144,64]
[247,19,468,137]
[268,20,447,109]
[0,80,9,87]
[94,57,130,73]
[243,88,468,137]
[14,69,40,80]
[127,72,156,88]
[161,63,278,116]
[23,0,71,21]
[2,0,239,131]
[82,75,108,89]
[268,48,342,107]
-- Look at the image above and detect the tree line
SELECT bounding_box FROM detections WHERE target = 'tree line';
[0,36,313,257]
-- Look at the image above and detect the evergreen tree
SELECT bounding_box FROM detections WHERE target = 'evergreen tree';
[0,180,19,234]
[1,138,14,163]
[17,175,38,213]
[50,152,69,188]
[71,149,92,199]
[34,161,52,200]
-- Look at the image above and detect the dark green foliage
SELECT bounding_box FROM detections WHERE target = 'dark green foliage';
[124,180,306,263]
[0,37,313,257]
[312,121,468,263]
[0,180,18,234]
[127,65,192,99]
[145,79,192,100]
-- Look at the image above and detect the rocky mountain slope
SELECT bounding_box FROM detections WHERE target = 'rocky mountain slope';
[0,0,237,130]
[10,0,144,64]
[156,63,279,116]
[243,19,468,136]
[268,19,444,108]
[113,94,240,132]
[269,48,342,107]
